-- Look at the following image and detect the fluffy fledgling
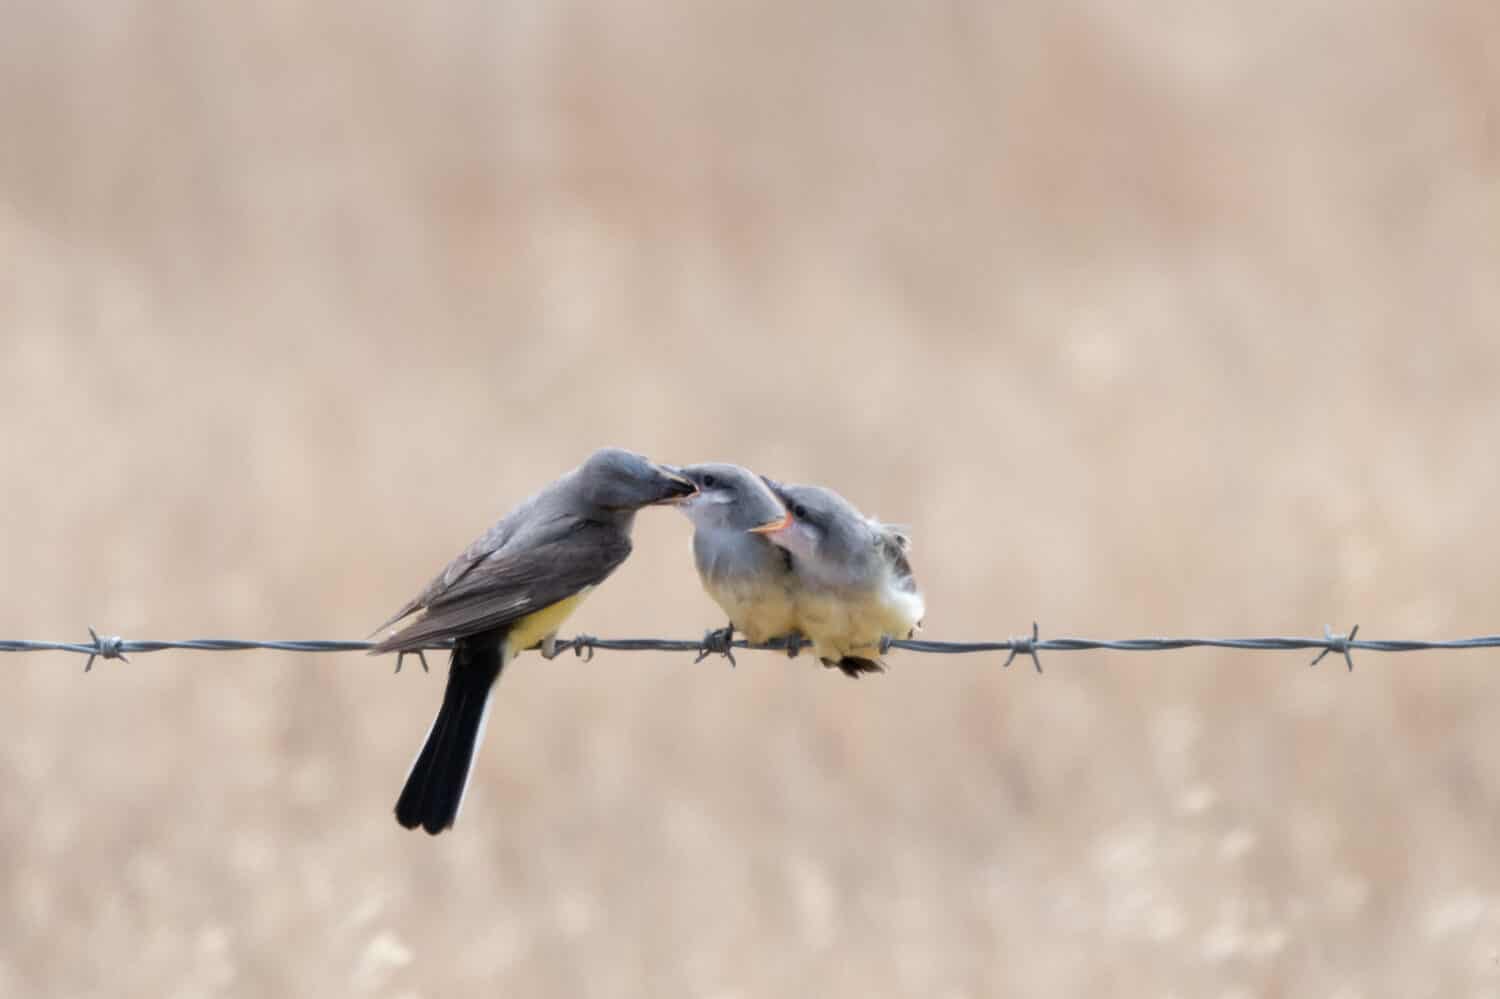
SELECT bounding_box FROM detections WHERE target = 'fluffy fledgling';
[674,463,799,648]
[753,480,924,675]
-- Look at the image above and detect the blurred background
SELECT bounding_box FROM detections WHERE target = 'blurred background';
[3,1,1499,995]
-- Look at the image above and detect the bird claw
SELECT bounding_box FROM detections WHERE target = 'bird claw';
[783,633,804,659]
[695,625,736,667]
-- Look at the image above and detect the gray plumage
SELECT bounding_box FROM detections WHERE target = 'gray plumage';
[372,447,694,833]
[371,448,694,653]
[758,479,925,676]
[674,463,799,645]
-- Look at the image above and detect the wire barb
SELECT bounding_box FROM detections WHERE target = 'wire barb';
[8,623,1500,673]
[83,627,129,672]
[393,649,430,674]
[1003,621,1044,673]
[1310,623,1360,671]
[694,626,737,668]
[565,634,597,662]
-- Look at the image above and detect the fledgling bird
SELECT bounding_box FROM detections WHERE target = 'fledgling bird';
[752,480,924,676]
[674,463,799,657]
[370,448,696,834]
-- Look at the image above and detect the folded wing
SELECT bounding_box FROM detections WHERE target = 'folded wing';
[370,521,631,653]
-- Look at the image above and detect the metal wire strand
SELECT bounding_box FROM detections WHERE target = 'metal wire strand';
[5,622,1500,673]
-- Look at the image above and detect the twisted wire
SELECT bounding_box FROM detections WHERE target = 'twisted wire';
[6,622,1500,673]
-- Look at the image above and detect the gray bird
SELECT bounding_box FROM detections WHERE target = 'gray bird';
[370,448,696,834]
[673,463,799,658]
[751,480,924,676]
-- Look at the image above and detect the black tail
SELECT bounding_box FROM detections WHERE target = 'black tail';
[395,628,508,834]
[825,656,886,678]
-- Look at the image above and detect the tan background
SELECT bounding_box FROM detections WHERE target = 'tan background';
[3,2,1499,996]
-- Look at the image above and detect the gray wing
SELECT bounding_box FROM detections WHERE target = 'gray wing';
[370,519,523,636]
[369,481,575,636]
[369,519,631,653]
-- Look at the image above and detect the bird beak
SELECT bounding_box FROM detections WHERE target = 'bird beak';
[748,511,793,535]
[653,467,699,505]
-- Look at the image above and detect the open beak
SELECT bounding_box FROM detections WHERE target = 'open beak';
[653,467,699,505]
[748,511,793,535]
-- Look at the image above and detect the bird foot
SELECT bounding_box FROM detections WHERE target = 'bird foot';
[694,625,736,667]
[539,635,560,660]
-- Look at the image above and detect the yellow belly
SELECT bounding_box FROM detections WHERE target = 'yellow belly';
[506,587,594,654]
[795,588,925,662]
[704,577,799,644]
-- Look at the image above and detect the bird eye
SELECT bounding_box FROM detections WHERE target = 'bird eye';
[702,474,717,488]
[792,503,808,520]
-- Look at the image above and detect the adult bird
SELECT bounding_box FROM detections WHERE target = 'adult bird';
[370,448,696,834]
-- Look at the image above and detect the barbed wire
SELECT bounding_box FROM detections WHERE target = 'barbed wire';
[4,623,1500,674]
